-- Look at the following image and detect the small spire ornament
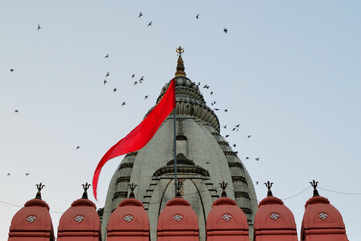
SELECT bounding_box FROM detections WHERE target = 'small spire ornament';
[175,46,186,77]
[175,179,184,197]
[219,181,228,197]
[310,179,320,197]
[35,183,45,200]
[128,183,137,199]
[82,182,91,199]
[264,181,273,197]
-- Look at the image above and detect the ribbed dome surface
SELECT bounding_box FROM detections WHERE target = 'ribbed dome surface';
[100,66,257,241]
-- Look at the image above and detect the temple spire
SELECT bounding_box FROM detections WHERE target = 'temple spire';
[310,179,320,197]
[219,181,228,197]
[175,46,186,77]
[35,183,45,200]
[128,183,137,199]
[264,181,273,197]
[82,182,91,199]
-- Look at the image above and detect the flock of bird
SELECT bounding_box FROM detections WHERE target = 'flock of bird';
[5,12,257,180]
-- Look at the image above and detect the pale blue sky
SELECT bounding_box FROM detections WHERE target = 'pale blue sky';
[1,0,360,240]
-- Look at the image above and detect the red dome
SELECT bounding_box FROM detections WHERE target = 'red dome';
[206,197,249,241]
[254,196,298,241]
[157,197,199,241]
[301,196,348,241]
[57,198,100,241]
[8,199,54,241]
[107,198,150,241]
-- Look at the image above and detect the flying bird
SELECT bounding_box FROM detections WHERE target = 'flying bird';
[210,91,214,95]
[245,157,249,160]
[139,76,144,83]
[7,173,11,176]
[225,135,230,138]
[134,81,138,85]
[121,102,126,106]
[37,24,41,31]
[223,28,228,34]
[103,80,108,85]
[214,108,219,111]
[232,127,236,131]
[196,14,199,19]
[105,72,110,78]
[113,88,117,92]
[255,157,260,161]
[235,124,240,128]
[14,109,19,113]
[75,146,80,150]
[25,173,30,176]
[224,109,228,112]
[104,53,109,58]
[256,181,259,185]
[233,144,236,147]
[131,74,135,78]
[223,125,227,129]
[10,68,14,72]
[147,21,152,27]
[144,95,149,99]
[138,12,143,18]
[247,135,252,138]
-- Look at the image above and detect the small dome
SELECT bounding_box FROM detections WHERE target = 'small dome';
[254,196,297,241]
[301,195,348,241]
[107,198,150,241]
[206,197,249,241]
[8,199,54,241]
[157,197,199,241]
[57,198,100,241]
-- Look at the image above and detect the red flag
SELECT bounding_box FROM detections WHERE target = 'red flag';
[92,79,176,200]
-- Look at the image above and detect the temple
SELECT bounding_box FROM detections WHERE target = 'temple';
[7,49,349,241]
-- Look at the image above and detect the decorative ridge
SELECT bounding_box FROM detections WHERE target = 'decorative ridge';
[258,196,283,207]
[24,199,50,210]
[305,196,330,207]
[166,197,190,207]
[212,197,237,207]
[71,198,96,208]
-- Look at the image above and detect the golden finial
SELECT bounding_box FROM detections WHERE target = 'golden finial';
[175,46,186,77]
[176,46,184,56]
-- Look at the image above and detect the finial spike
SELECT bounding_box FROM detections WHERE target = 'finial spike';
[175,46,186,77]
[82,182,91,199]
[264,181,273,197]
[310,179,320,197]
[35,183,45,200]
[128,183,137,199]
[219,181,228,197]
[175,179,184,197]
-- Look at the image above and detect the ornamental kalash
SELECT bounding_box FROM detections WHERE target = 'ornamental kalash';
[7,48,349,241]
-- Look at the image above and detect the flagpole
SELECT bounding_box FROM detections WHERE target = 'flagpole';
[173,102,177,197]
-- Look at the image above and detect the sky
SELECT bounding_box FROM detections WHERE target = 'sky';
[1,0,360,240]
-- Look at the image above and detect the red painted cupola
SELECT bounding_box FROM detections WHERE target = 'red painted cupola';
[254,181,298,241]
[206,181,249,241]
[301,180,349,241]
[57,183,101,241]
[106,183,150,241]
[157,182,199,241]
[8,183,55,241]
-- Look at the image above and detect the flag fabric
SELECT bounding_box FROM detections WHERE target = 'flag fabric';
[92,79,176,200]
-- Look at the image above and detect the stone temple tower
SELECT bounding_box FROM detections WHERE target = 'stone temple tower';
[99,48,258,241]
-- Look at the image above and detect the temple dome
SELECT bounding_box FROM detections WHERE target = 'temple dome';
[100,52,258,241]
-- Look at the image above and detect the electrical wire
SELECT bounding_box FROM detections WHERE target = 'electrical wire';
[319,186,361,196]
